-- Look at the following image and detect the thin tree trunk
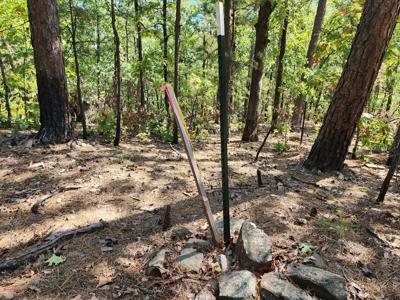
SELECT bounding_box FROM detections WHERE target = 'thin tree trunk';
[271,12,289,131]
[243,38,255,121]
[69,0,87,139]
[388,122,400,165]
[385,70,396,112]
[22,25,28,119]
[377,123,400,202]
[172,0,181,144]
[291,0,327,129]
[27,0,72,143]
[304,0,400,172]
[134,0,145,110]
[162,0,170,124]
[0,57,11,127]
[96,0,101,104]
[111,0,122,146]
[242,0,274,142]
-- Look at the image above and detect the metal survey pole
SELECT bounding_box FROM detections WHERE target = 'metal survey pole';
[216,2,230,246]
[162,85,220,245]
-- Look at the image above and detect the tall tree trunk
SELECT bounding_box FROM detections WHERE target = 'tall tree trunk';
[304,0,400,172]
[69,0,87,139]
[27,0,72,143]
[162,0,170,123]
[291,0,327,130]
[0,57,11,127]
[271,12,289,131]
[172,0,181,144]
[134,0,145,110]
[96,0,101,104]
[111,0,122,146]
[242,0,274,142]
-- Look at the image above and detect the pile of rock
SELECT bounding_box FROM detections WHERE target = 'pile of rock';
[146,220,348,300]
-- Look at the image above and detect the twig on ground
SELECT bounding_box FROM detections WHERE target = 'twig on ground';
[31,186,82,214]
[0,220,107,271]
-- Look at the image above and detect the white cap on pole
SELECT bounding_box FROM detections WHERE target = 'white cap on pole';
[216,2,225,36]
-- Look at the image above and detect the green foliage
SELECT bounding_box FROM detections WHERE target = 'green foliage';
[318,210,347,238]
[359,114,392,153]
[273,141,290,153]
[96,111,115,142]
[299,243,316,254]
[46,254,66,266]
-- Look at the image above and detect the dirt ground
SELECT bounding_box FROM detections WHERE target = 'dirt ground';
[0,127,399,300]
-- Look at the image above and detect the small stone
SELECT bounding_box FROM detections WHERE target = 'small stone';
[277,182,284,193]
[236,221,272,271]
[195,289,216,300]
[171,227,194,240]
[24,139,34,148]
[216,218,245,236]
[287,263,347,300]
[177,248,204,273]
[260,272,313,300]
[295,218,308,225]
[185,238,212,252]
[303,253,327,269]
[146,248,169,277]
[214,254,230,272]
[218,270,257,300]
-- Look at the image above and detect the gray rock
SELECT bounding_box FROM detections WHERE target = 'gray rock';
[171,226,194,240]
[287,263,347,300]
[214,254,230,272]
[146,248,170,277]
[177,248,204,273]
[295,218,308,225]
[236,221,272,271]
[260,272,314,300]
[195,289,216,300]
[216,218,245,236]
[218,270,257,300]
[185,238,212,252]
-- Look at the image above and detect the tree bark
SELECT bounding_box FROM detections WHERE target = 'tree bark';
[96,0,101,104]
[162,0,170,123]
[111,0,122,146]
[291,0,327,130]
[27,0,72,143]
[69,0,87,139]
[304,0,400,172]
[0,56,11,127]
[378,122,400,202]
[172,0,181,144]
[134,0,145,110]
[242,0,274,142]
[387,121,400,165]
[271,12,289,131]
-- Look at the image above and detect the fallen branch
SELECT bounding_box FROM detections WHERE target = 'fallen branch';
[31,186,82,214]
[0,220,107,271]
[290,175,320,188]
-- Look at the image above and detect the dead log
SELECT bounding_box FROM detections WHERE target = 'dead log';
[0,220,107,271]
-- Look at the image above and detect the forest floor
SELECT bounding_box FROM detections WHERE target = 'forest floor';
[0,126,399,300]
